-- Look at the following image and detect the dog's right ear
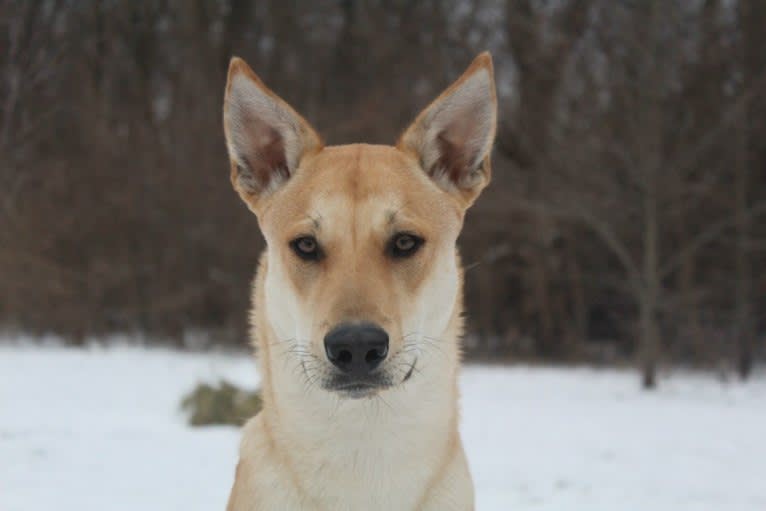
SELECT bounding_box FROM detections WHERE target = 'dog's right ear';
[223,57,322,208]
[398,52,496,208]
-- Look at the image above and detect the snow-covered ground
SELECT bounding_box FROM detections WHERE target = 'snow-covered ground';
[1,343,765,511]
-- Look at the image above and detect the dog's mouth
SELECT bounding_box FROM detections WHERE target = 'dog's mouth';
[329,381,385,398]
[323,358,417,399]
[324,376,392,398]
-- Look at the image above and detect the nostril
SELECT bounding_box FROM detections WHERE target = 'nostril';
[337,349,352,364]
[365,345,387,365]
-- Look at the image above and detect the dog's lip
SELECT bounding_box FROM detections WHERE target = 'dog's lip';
[324,356,418,395]
[325,377,389,396]
[329,381,384,398]
[333,381,378,390]
[329,378,389,392]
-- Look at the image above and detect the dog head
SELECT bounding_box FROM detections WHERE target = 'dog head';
[223,54,496,398]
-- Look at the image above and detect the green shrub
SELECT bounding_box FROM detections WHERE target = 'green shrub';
[181,381,262,426]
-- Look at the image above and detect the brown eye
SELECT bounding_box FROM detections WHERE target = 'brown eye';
[388,233,424,259]
[290,236,322,261]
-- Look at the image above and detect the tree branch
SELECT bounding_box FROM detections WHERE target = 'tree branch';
[659,200,766,279]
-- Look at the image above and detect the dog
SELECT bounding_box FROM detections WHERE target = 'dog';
[222,52,497,511]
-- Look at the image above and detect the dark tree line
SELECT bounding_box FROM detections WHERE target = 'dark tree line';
[1,0,765,386]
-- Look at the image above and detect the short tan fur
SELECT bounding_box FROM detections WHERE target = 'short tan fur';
[223,52,497,511]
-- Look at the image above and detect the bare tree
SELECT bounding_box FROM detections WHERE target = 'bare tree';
[0,0,764,379]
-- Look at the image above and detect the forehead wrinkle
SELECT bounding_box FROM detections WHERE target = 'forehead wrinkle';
[385,200,411,223]
[307,211,322,232]
[355,147,411,233]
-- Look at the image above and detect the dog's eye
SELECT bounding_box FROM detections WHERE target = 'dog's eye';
[290,236,322,261]
[388,233,424,259]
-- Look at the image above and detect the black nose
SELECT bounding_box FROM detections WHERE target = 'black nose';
[324,323,389,376]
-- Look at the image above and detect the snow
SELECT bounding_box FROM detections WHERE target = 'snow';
[1,343,765,511]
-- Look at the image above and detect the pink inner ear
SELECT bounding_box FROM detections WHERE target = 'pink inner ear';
[238,121,289,192]
[436,131,472,184]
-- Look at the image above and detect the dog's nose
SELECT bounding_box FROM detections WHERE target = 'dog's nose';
[324,323,389,376]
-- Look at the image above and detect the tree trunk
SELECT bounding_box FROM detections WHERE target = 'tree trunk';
[568,240,587,355]
[734,101,752,380]
[640,195,661,389]
[638,0,663,390]
[531,250,554,357]
[639,296,660,389]
[735,0,761,381]
[679,219,704,364]
[640,117,661,388]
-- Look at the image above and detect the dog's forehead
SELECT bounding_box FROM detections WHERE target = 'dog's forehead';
[285,144,454,227]
[306,144,418,195]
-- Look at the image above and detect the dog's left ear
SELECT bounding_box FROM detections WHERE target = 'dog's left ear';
[398,52,497,207]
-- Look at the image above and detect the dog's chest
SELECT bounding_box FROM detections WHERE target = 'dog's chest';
[277,406,450,510]
[298,439,439,510]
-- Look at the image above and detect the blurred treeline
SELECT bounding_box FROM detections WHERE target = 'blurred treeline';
[1,0,765,386]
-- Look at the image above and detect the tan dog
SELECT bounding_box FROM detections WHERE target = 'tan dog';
[222,52,497,511]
